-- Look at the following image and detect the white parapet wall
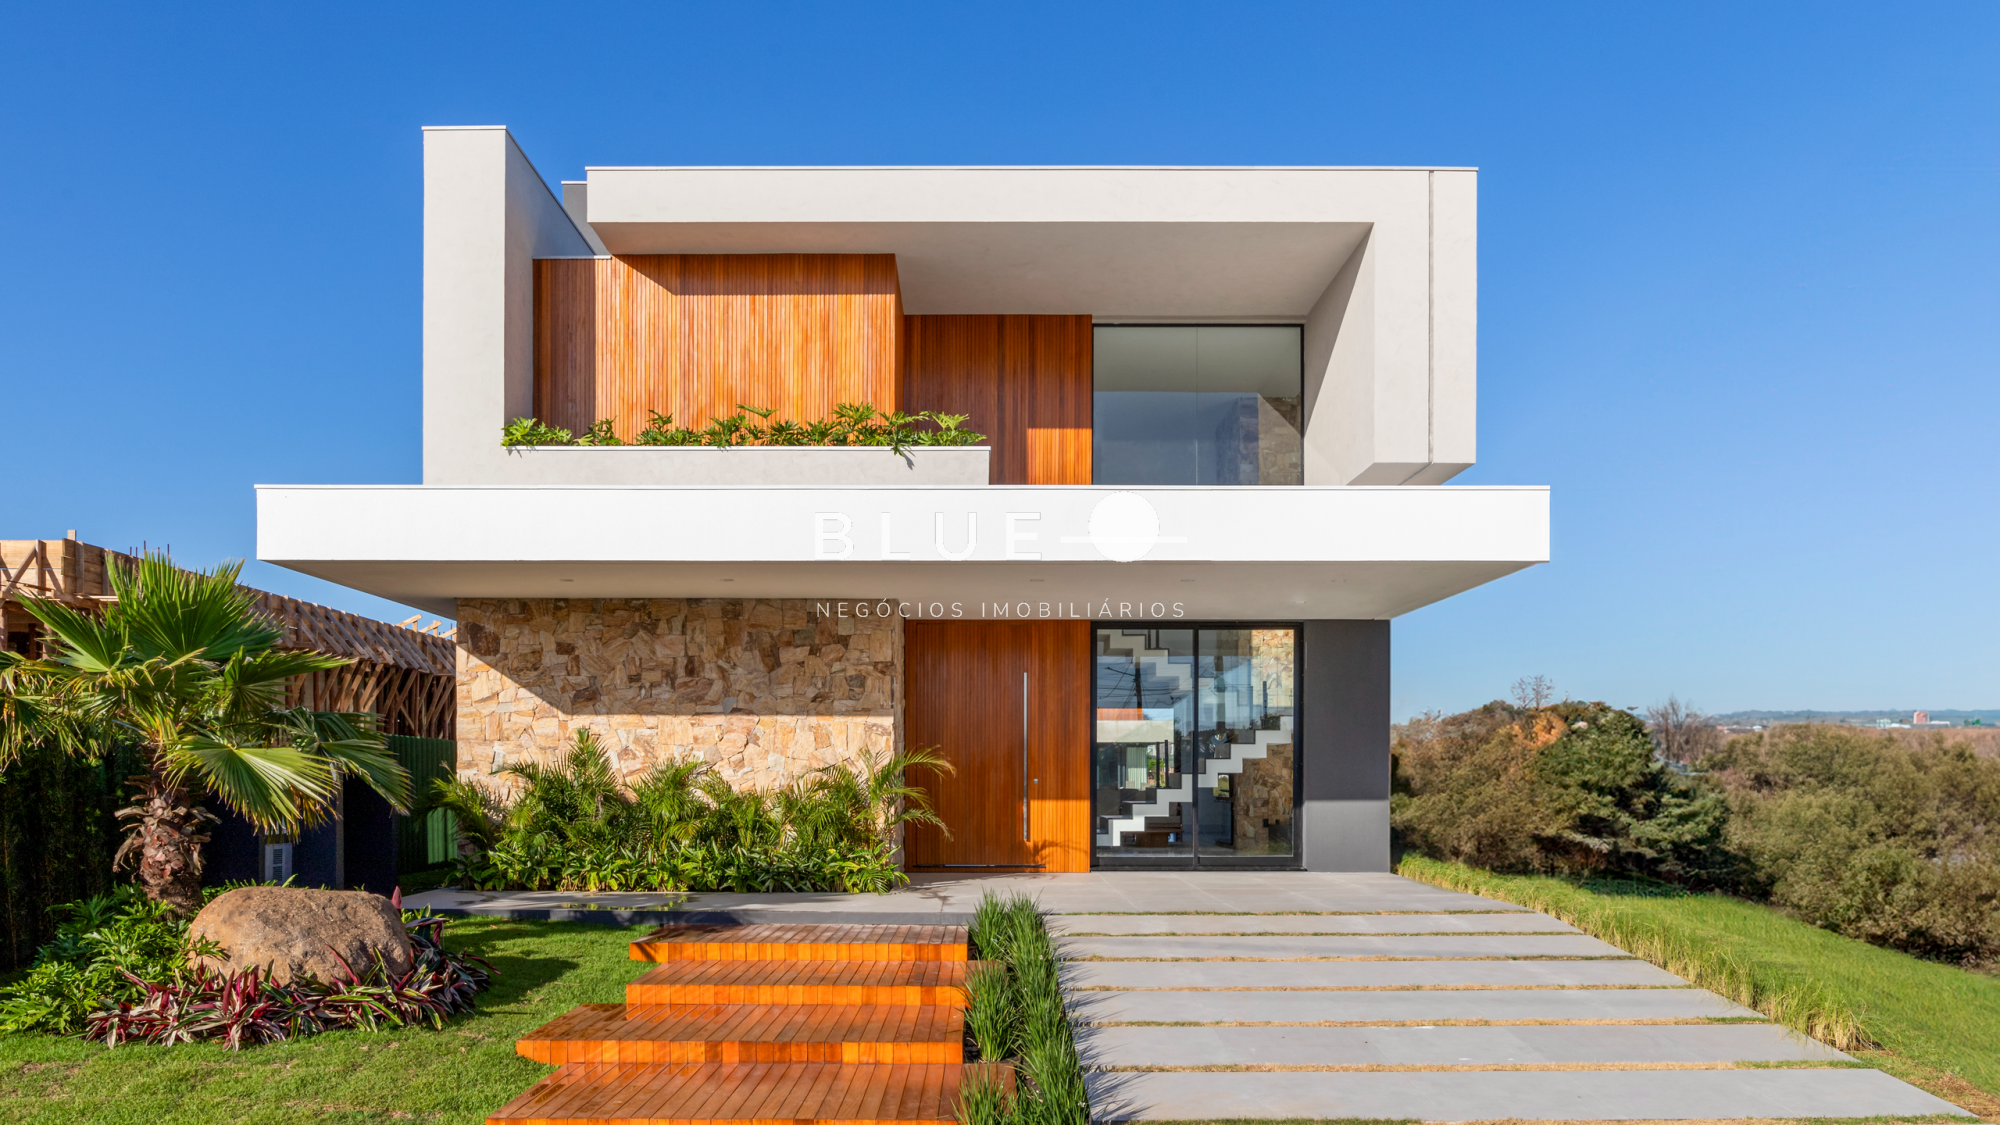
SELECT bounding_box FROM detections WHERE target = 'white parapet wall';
[256,484,1549,620]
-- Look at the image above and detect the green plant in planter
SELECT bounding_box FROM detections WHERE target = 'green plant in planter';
[576,418,624,445]
[635,410,702,446]
[505,405,986,450]
[501,417,575,446]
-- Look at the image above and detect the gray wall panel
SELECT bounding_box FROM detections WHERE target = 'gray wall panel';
[1300,620,1391,871]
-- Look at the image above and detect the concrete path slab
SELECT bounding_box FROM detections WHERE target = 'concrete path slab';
[1084,1068,1972,1121]
[1076,1023,1847,1067]
[1061,933,1630,960]
[405,871,1524,920]
[1072,987,1762,1024]
[1065,958,1688,989]
[1053,912,1578,935]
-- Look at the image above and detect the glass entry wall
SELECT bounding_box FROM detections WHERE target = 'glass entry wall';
[1092,326,1304,486]
[1093,626,1298,864]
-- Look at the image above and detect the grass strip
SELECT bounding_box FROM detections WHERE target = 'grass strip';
[1398,855,2000,1101]
[960,892,1089,1125]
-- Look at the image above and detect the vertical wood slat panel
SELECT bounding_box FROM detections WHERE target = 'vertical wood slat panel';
[903,314,1092,484]
[535,254,903,441]
[904,621,1090,872]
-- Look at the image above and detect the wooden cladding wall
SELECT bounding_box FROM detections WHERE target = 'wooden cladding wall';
[534,254,904,440]
[903,621,1091,873]
[901,315,1093,484]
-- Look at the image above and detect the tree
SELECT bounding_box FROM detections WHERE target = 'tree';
[1647,695,1722,764]
[0,555,409,914]
[1510,675,1555,709]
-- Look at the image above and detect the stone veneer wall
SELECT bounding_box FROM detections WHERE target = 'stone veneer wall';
[455,598,900,791]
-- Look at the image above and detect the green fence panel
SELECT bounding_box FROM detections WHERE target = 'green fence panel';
[387,735,457,873]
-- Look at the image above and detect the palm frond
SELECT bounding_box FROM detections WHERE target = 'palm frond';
[15,595,129,674]
[426,776,508,850]
[107,555,283,664]
[162,736,336,833]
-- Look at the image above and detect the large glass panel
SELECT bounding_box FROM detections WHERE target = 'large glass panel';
[1093,326,1304,486]
[1094,626,1297,862]
[1195,628,1296,858]
[1093,628,1196,857]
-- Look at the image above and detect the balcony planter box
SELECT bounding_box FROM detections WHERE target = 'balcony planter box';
[492,445,990,487]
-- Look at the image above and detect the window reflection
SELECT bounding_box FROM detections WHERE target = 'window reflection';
[1093,326,1304,486]
[1094,626,1296,861]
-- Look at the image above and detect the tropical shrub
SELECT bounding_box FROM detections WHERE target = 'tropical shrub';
[1700,725,2000,964]
[0,884,492,1045]
[1391,701,1734,885]
[503,402,986,453]
[439,732,951,894]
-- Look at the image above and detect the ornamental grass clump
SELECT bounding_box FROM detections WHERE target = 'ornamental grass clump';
[961,892,1088,1125]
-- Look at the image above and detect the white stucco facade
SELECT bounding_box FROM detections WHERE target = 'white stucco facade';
[265,125,1537,627]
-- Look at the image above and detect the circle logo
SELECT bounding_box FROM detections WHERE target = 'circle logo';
[1086,492,1162,562]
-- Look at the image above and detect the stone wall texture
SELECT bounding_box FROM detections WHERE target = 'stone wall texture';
[455,598,901,792]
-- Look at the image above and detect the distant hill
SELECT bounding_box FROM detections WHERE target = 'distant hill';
[1711,709,2000,726]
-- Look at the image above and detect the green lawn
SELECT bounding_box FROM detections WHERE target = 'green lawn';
[1398,855,2000,1115]
[0,918,638,1124]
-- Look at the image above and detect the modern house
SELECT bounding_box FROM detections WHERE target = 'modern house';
[257,126,1548,875]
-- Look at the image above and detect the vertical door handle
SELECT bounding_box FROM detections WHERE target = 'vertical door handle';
[1022,671,1030,842]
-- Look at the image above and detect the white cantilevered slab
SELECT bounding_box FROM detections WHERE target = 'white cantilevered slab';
[255,484,1548,619]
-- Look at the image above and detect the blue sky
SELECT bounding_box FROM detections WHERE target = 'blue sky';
[4,3,1995,719]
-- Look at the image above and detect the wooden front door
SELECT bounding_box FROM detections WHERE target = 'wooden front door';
[904,620,1090,872]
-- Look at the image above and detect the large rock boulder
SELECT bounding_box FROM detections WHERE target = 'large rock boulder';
[188,887,412,985]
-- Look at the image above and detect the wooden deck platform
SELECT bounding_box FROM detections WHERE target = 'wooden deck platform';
[628,924,969,964]
[490,922,989,1124]
[488,1060,1011,1125]
[518,1003,965,1064]
[625,960,979,1009]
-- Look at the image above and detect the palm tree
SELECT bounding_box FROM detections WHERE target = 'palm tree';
[0,554,410,914]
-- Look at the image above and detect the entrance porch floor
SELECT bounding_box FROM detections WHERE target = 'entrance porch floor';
[410,873,1969,1120]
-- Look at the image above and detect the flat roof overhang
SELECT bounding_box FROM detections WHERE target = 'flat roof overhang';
[581,167,1450,317]
[257,485,1547,620]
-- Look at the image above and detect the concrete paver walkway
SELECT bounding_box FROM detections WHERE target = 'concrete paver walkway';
[410,872,1972,1120]
[1047,874,1965,1121]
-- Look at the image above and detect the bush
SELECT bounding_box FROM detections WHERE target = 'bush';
[436,732,950,894]
[1392,701,1734,885]
[0,885,493,1046]
[1701,725,2000,964]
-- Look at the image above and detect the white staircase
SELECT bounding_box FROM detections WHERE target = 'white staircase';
[1094,717,1294,846]
[1096,632,1292,847]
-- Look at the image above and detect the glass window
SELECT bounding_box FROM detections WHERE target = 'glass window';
[1093,326,1304,486]
[1094,626,1296,862]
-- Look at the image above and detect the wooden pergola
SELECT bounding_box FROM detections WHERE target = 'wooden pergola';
[2,536,456,741]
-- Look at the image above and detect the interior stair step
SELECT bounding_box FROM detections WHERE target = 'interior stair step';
[629,923,969,964]
[627,959,984,1008]
[517,1003,966,1065]
[486,1060,1013,1125]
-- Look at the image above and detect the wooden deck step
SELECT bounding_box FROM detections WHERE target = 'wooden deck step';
[626,960,984,1008]
[487,1060,1012,1125]
[518,1003,966,1065]
[629,923,969,964]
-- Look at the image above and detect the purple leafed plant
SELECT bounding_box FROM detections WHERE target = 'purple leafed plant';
[83,912,493,1050]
